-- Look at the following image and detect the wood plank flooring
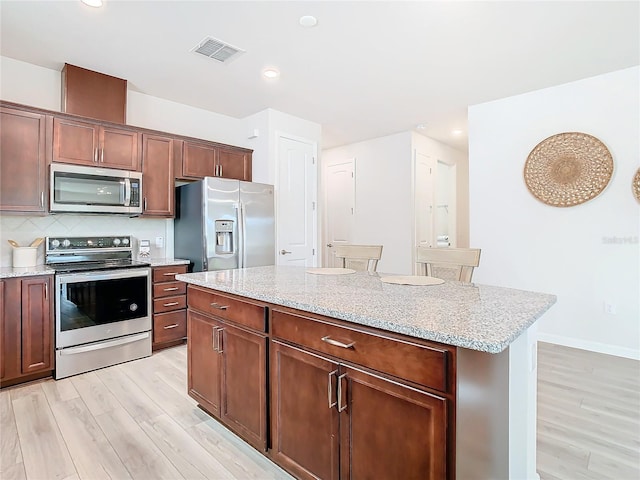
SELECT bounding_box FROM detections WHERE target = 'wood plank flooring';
[0,346,292,480]
[537,342,640,480]
[0,342,638,479]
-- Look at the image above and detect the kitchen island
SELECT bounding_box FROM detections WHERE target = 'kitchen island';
[177,266,556,479]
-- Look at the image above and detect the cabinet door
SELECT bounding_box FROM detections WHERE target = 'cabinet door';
[187,311,222,416]
[0,278,22,382]
[182,141,217,178]
[218,147,252,181]
[21,276,53,374]
[271,341,340,480]
[53,117,99,166]
[142,134,174,217]
[100,126,140,170]
[0,280,5,380]
[0,107,47,212]
[220,322,268,450]
[339,366,447,480]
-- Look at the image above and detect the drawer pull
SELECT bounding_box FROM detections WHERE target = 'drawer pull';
[163,272,179,276]
[163,324,179,330]
[210,303,229,310]
[321,336,355,349]
[337,373,348,413]
[163,287,179,291]
[217,328,224,353]
[328,370,338,409]
[163,302,180,307]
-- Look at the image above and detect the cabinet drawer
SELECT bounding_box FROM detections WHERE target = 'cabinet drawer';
[188,285,266,332]
[152,265,188,282]
[271,309,450,392]
[153,310,187,344]
[153,281,186,298]
[153,295,186,313]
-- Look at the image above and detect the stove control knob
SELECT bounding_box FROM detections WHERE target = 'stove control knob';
[62,239,71,248]
[51,239,60,248]
[113,238,121,246]
[122,238,130,245]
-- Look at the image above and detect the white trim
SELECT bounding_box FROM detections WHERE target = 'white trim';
[537,332,640,360]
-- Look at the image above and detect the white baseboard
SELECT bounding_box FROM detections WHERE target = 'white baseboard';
[537,333,640,361]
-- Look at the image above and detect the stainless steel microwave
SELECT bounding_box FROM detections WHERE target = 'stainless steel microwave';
[50,163,142,214]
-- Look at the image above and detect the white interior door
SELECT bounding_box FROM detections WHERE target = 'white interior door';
[276,135,317,267]
[414,151,434,272]
[324,160,355,267]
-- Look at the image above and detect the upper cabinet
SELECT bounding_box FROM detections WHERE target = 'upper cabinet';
[53,117,141,171]
[178,139,252,182]
[0,106,49,213]
[142,134,174,217]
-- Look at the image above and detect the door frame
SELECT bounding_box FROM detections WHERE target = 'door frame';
[274,131,318,267]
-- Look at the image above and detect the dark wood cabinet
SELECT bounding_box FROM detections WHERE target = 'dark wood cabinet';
[0,106,48,213]
[187,286,268,450]
[179,140,252,181]
[0,275,54,388]
[142,134,174,217]
[53,117,140,171]
[271,341,340,480]
[152,265,188,350]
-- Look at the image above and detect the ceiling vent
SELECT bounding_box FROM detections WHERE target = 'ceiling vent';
[191,36,245,64]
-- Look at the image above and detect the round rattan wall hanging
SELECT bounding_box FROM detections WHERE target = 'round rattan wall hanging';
[524,132,613,207]
[633,168,640,203]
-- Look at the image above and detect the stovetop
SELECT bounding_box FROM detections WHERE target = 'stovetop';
[45,235,149,273]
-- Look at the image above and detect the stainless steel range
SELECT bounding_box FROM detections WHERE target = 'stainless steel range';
[46,236,151,379]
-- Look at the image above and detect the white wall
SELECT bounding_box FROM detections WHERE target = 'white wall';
[322,132,413,274]
[469,66,640,359]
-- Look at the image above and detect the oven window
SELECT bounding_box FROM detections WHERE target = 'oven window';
[54,173,125,206]
[59,276,148,331]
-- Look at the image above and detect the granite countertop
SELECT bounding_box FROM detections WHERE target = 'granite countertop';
[0,265,55,278]
[176,265,557,354]
[147,258,191,267]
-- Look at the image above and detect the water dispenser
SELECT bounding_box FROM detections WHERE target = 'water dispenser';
[215,220,234,254]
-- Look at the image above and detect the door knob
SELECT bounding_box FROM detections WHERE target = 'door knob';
[280,249,292,255]
[326,243,333,247]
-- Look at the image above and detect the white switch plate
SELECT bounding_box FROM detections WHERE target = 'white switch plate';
[155,236,164,248]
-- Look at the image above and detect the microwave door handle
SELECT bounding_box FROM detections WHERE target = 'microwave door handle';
[124,179,131,206]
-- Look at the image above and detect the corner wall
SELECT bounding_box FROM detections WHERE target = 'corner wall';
[469,67,640,359]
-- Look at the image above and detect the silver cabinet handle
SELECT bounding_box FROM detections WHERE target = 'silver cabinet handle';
[337,373,348,413]
[212,326,219,351]
[210,302,228,310]
[217,327,224,353]
[163,324,179,330]
[163,272,179,276]
[163,287,179,291]
[144,197,147,211]
[100,148,104,163]
[321,336,355,349]
[163,302,180,307]
[94,147,98,163]
[280,249,292,255]
[40,191,44,207]
[219,164,222,177]
[328,370,338,409]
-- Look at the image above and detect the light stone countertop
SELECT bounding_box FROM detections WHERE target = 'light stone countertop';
[176,265,557,354]
[147,258,191,267]
[0,265,55,279]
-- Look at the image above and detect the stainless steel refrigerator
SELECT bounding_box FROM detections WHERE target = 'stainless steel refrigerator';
[174,178,275,272]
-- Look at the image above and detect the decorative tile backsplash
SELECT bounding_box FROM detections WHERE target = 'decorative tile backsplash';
[0,214,171,267]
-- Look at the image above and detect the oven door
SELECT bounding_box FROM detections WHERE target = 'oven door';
[55,267,151,348]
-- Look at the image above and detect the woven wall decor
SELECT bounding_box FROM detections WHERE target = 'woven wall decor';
[524,132,613,207]
[633,168,640,203]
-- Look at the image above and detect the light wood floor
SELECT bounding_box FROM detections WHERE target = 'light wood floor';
[537,342,640,480]
[1,342,638,479]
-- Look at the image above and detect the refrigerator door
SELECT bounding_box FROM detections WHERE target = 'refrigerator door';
[204,177,240,271]
[240,181,275,268]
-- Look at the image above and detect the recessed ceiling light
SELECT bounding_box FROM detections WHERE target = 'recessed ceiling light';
[263,68,280,79]
[299,15,318,28]
[452,129,463,135]
[81,0,103,7]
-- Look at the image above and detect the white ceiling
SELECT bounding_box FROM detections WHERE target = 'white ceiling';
[1,1,638,151]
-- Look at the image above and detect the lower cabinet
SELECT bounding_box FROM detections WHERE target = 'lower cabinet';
[152,265,188,351]
[271,341,447,480]
[187,309,268,451]
[0,275,54,387]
